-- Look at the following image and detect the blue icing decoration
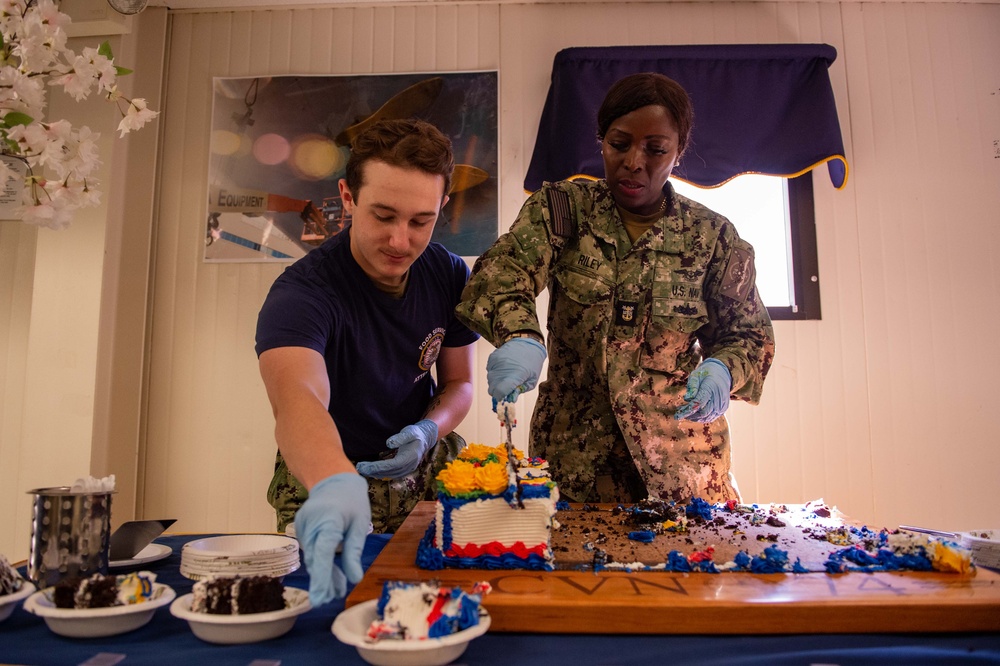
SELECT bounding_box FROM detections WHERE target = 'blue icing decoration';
[428,614,453,639]
[693,560,719,573]
[555,500,571,511]
[825,558,849,574]
[628,530,656,543]
[666,550,692,572]
[733,551,752,570]
[457,594,482,630]
[520,484,553,500]
[824,545,934,573]
[841,547,880,567]
[503,484,517,504]
[685,497,713,522]
[416,523,444,570]
[750,545,789,573]
[376,582,392,616]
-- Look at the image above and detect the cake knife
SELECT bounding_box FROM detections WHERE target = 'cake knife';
[495,398,524,509]
[898,525,958,538]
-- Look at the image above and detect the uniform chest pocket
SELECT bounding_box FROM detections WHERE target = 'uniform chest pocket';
[549,266,614,346]
[552,265,614,306]
[640,299,708,374]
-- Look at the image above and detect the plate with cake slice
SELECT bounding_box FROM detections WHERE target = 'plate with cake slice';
[170,578,311,644]
[23,572,175,638]
[0,581,35,622]
[333,581,492,666]
[0,554,34,622]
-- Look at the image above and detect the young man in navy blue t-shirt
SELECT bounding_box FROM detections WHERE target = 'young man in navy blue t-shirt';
[255,120,478,606]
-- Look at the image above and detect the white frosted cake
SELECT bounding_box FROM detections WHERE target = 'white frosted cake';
[417,444,559,570]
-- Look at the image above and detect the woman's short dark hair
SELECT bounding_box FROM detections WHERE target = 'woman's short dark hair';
[344,118,455,197]
[597,72,694,156]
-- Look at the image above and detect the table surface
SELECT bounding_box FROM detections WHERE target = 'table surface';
[1,533,999,666]
[348,502,1000,635]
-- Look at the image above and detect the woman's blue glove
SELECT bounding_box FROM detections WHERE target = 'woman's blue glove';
[294,473,370,606]
[486,337,546,403]
[355,419,438,479]
[674,358,732,423]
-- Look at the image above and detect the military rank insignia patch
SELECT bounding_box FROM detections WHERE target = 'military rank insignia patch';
[720,244,756,302]
[615,300,639,326]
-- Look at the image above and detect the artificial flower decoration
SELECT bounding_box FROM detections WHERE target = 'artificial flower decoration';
[0,0,158,229]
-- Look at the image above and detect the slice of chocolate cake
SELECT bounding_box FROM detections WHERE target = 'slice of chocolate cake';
[53,573,120,608]
[0,555,24,596]
[191,575,285,614]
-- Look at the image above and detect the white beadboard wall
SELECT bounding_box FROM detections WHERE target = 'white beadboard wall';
[2,1,999,560]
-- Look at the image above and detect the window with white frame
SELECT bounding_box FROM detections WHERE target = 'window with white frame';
[671,173,820,320]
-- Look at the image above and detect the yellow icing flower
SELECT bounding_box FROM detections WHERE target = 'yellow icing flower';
[474,463,510,496]
[458,443,501,463]
[437,443,526,496]
[436,460,481,496]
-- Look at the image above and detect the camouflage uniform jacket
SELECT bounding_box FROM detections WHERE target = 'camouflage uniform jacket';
[456,179,775,504]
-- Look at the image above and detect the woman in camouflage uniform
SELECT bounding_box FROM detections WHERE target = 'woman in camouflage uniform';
[456,73,775,505]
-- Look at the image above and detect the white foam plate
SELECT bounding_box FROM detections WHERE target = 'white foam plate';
[180,534,300,581]
[332,599,491,666]
[183,534,298,557]
[23,582,175,638]
[179,561,301,581]
[170,587,311,644]
[959,530,1000,569]
[0,581,35,622]
[110,543,173,569]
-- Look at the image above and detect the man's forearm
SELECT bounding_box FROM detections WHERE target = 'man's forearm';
[273,396,356,490]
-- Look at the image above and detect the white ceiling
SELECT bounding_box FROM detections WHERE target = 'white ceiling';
[146,0,452,8]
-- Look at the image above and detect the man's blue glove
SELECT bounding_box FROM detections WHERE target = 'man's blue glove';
[486,337,546,403]
[355,419,438,479]
[294,473,370,607]
[674,358,732,423]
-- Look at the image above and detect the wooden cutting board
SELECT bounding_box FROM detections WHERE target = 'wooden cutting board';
[346,502,1000,634]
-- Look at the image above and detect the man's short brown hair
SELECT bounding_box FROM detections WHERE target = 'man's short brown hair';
[344,119,455,198]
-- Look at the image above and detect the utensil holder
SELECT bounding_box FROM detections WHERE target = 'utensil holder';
[27,487,114,589]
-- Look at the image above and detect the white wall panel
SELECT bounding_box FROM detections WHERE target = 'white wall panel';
[842,2,1000,529]
[0,222,36,560]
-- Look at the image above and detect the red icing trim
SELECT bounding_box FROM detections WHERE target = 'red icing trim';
[427,591,448,625]
[689,546,716,563]
[444,541,547,558]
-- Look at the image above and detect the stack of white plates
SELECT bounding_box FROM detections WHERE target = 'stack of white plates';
[960,530,1000,570]
[180,535,300,581]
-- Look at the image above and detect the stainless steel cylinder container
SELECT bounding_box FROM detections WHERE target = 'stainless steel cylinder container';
[27,487,114,589]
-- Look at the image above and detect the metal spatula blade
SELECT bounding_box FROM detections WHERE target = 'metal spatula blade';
[109,519,176,560]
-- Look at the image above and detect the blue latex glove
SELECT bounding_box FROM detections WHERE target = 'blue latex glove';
[355,419,438,479]
[674,358,732,423]
[294,473,370,606]
[486,337,546,403]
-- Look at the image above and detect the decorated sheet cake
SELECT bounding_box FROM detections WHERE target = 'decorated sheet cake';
[417,444,970,575]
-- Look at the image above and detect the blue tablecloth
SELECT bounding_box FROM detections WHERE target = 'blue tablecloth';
[3,534,1000,665]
